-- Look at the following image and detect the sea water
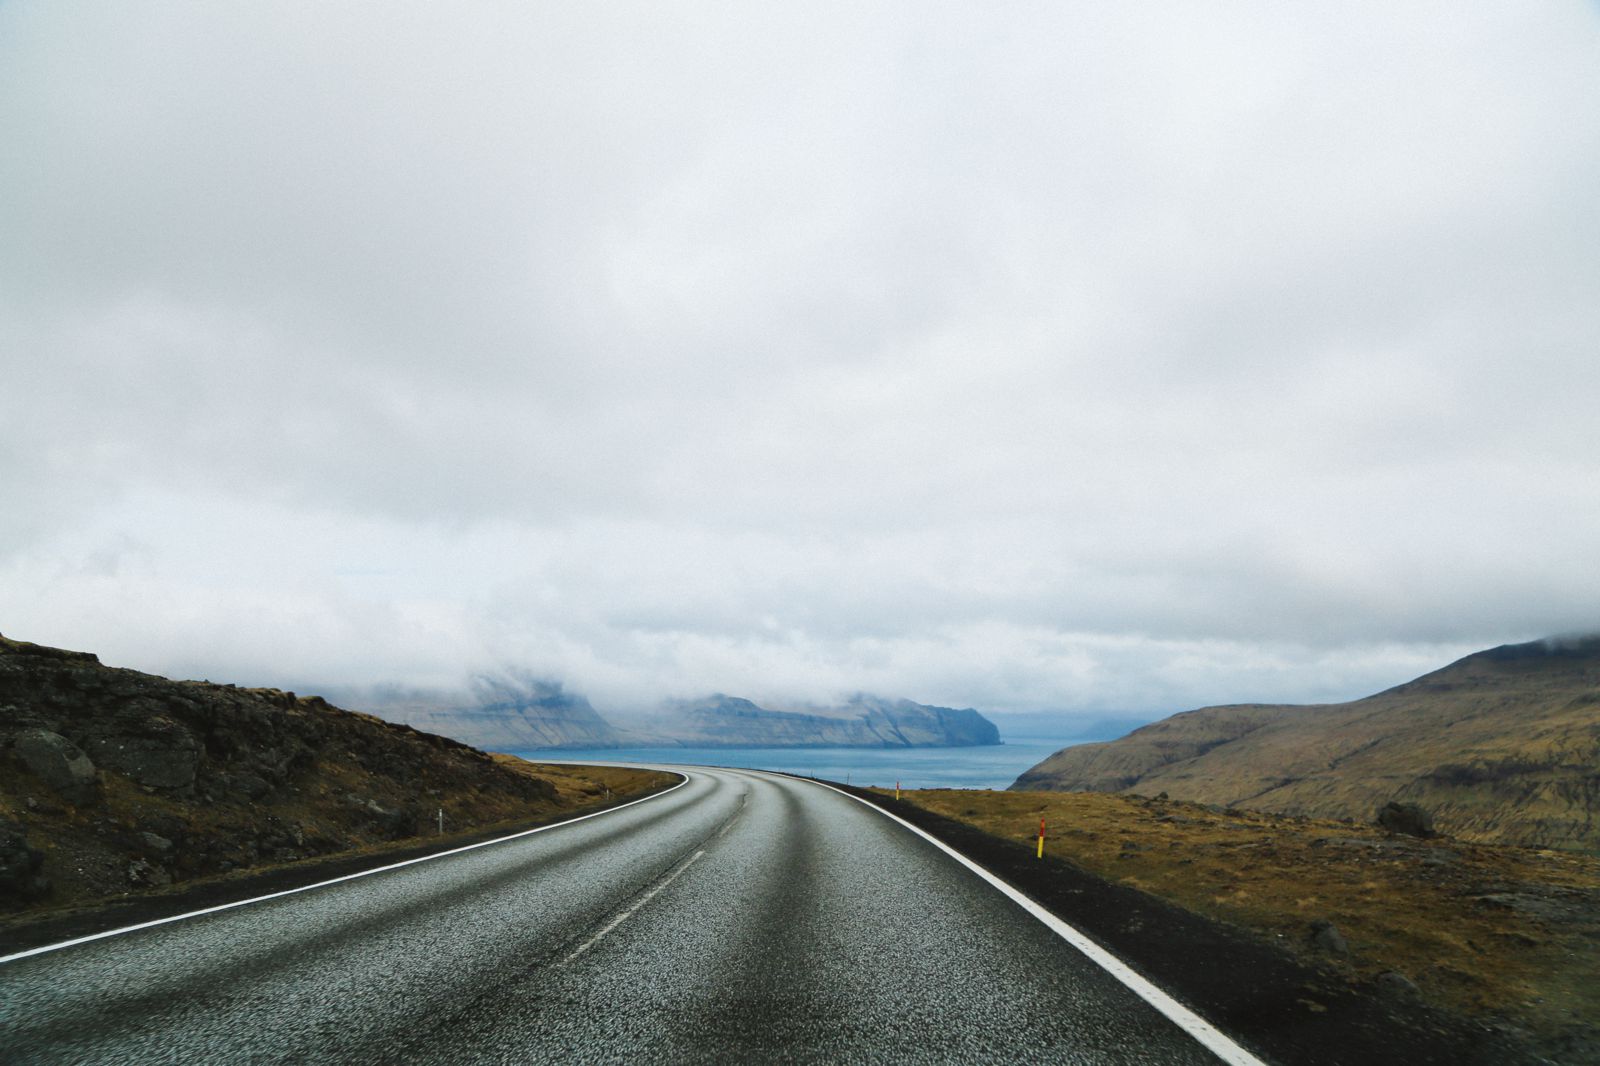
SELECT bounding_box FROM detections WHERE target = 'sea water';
[511,734,1081,791]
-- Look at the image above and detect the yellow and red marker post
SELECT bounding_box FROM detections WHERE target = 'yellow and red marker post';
[1036,816,1046,858]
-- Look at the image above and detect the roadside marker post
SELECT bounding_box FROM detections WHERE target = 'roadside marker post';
[437,808,444,836]
[895,780,900,800]
[1037,816,1045,859]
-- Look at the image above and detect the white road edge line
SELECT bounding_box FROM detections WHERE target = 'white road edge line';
[0,772,691,967]
[561,848,706,964]
[806,778,1267,1066]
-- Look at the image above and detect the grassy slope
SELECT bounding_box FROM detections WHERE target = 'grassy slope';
[490,754,674,808]
[894,787,1600,1057]
[1015,640,1600,852]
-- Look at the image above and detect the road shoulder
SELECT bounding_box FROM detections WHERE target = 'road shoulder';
[830,782,1547,1066]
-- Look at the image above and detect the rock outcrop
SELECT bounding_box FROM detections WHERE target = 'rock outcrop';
[1377,801,1436,839]
[1011,636,1600,852]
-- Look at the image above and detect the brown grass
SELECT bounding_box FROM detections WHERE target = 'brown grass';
[887,787,1600,1046]
[490,755,676,807]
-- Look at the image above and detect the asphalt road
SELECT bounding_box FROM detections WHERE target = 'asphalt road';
[1,767,1246,1064]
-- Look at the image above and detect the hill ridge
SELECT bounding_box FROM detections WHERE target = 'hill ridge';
[1012,636,1600,852]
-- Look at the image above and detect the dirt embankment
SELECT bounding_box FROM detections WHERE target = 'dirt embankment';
[0,634,673,936]
[889,786,1599,1064]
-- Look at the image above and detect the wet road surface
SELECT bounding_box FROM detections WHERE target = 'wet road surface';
[1,768,1243,1063]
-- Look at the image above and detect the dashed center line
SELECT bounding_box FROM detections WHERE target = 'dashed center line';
[561,848,707,964]
[560,784,748,965]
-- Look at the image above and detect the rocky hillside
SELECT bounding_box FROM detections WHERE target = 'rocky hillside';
[348,676,622,751]
[645,693,1000,748]
[1012,637,1600,852]
[0,635,656,916]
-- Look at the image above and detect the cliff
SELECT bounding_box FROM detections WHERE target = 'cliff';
[1011,637,1600,852]
[350,676,623,751]
[648,693,1001,748]
[352,679,1001,751]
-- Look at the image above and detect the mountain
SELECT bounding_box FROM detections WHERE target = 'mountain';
[644,693,1000,748]
[346,680,1001,751]
[1011,637,1600,852]
[339,676,623,751]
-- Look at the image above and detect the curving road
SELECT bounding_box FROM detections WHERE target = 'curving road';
[1,767,1251,1064]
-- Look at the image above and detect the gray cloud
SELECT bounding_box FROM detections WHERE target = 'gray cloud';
[4,3,1597,721]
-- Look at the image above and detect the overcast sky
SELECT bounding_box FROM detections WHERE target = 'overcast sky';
[3,3,1598,723]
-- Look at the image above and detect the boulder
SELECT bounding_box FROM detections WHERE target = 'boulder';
[126,858,172,888]
[1309,920,1349,954]
[1377,801,1436,839]
[1375,970,1420,1000]
[342,794,417,839]
[12,728,99,805]
[139,831,174,855]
